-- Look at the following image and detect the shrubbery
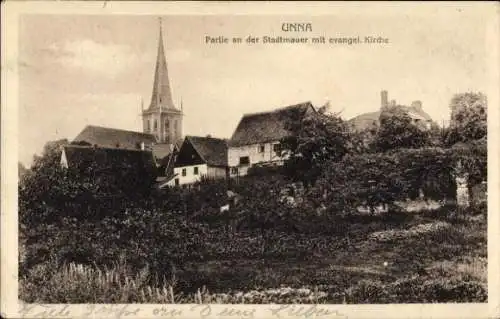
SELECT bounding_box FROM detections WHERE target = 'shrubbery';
[309,144,486,215]
[19,118,487,303]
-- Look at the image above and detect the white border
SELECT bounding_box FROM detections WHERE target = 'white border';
[2,2,499,318]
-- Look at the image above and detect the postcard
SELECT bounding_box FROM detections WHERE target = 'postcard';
[2,1,499,318]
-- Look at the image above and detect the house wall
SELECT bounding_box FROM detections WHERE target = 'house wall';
[228,141,288,177]
[167,164,227,187]
[207,166,228,179]
[170,163,208,186]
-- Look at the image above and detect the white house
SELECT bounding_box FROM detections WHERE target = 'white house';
[167,135,228,187]
[227,102,316,177]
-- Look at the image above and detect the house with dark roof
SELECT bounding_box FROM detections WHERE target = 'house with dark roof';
[164,135,228,187]
[60,145,158,190]
[227,102,315,177]
[72,125,182,177]
[348,90,435,132]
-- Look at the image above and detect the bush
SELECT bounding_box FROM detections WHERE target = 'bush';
[312,145,486,214]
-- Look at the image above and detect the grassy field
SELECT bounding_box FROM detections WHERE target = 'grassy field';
[20,206,487,303]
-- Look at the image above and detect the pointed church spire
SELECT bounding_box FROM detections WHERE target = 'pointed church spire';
[148,17,176,111]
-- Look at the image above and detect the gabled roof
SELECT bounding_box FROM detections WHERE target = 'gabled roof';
[73,125,157,150]
[186,135,228,167]
[228,102,315,147]
[62,145,157,174]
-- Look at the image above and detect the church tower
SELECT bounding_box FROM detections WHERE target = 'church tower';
[142,19,183,145]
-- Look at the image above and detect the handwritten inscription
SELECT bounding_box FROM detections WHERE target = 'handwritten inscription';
[19,304,140,319]
[18,303,344,319]
[190,305,256,319]
[269,305,344,319]
[19,304,71,318]
[83,305,141,318]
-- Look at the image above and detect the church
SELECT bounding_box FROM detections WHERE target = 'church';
[62,20,184,182]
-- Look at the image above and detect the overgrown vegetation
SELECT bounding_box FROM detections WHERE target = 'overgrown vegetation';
[19,92,487,303]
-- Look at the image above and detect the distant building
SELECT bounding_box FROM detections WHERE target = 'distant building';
[166,135,228,187]
[349,90,434,132]
[227,102,315,177]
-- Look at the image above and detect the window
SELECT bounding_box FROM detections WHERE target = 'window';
[174,120,178,132]
[258,144,265,153]
[147,120,151,132]
[239,156,250,165]
[154,120,158,131]
[273,143,281,155]
[231,167,239,175]
[165,119,170,131]
[174,178,179,186]
[194,166,199,175]
[182,168,187,176]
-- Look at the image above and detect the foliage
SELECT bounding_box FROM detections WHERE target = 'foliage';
[312,145,486,214]
[344,275,486,303]
[373,106,431,152]
[445,92,487,146]
[19,132,487,303]
[19,140,157,226]
[280,104,361,187]
[233,175,299,253]
[21,205,486,304]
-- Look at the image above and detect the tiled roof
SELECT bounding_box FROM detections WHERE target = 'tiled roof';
[73,125,157,150]
[228,102,315,147]
[186,135,228,167]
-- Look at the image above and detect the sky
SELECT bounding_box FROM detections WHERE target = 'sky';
[18,10,490,167]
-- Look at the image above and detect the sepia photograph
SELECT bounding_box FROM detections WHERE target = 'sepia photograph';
[2,1,499,318]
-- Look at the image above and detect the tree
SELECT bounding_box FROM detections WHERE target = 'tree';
[373,106,431,152]
[280,103,359,188]
[19,139,70,225]
[234,176,295,256]
[445,92,487,146]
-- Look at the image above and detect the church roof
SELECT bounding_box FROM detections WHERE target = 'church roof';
[186,135,228,167]
[73,125,157,150]
[147,20,179,112]
[228,102,315,147]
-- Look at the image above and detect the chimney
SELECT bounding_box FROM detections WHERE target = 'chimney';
[381,90,388,109]
[411,100,422,110]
